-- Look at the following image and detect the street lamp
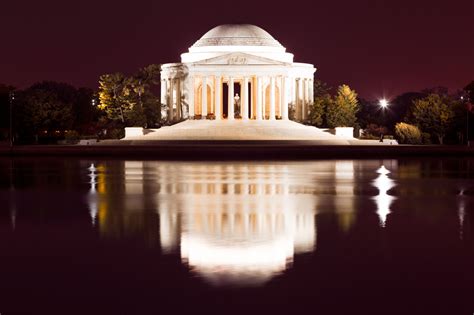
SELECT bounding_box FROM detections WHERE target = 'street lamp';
[377,99,389,142]
[9,91,15,148]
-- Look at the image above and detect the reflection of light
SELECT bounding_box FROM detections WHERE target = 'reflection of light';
[10,203,16,231]
[88,163,97,193]
[178,210,315,286]
[458,190,466,240]
[181,235,293,286]
[373,165,396,227]
[87,163,98,225]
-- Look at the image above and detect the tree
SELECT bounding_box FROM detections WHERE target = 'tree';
[98,65,161,127]
[0,84,15,140]
[17,88,74,139]
[308,80,332,127]
[125,64,161,127]
[464,81,474,102]
[326,84,359,128]
[410,94,455,144]
[395,122,422,144]
[98,73,128,123]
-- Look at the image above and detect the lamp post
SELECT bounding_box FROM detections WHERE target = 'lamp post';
[9,91,15,148]
[378,99,389,142]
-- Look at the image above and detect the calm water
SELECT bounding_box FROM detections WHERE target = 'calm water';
[0,158,473,314]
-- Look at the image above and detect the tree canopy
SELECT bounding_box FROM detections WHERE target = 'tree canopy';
[410,94,455,144]
[98,64,161,127]
[326,84,359,128]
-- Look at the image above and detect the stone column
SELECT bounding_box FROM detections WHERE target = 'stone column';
[188,76,194,119]
[302,78,308,120]
[215,76,221,120]
[295,78,301,121]
[228,77,234,120]
[160,79,167,106]
[201,76,207,119]
[281,76,289,120]
[256,76,262,120]
[242,77,249,120]
[270,76,276,120]
[309,78,314,104]
[168,79,174,122]
[176,79,182,120]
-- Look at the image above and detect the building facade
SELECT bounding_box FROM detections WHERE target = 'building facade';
[160,24,316,122]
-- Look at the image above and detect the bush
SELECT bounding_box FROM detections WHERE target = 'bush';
[108,128,125,139]
[362,124,388,138]
[64,130,80,144]
[395,122,422,144]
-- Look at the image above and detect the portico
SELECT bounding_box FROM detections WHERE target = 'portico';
[160,24,315,122]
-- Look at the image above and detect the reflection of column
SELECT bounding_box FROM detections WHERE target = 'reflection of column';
[215,76,221,120]
[201,76,207,119]
[188,76,194,119]
[242,77,249,120]
[256,77,262,120]
[281,76,288,120]
[270,76,276,120]
[228,77,234,120]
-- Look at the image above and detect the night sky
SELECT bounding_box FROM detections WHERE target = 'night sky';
[1,0,472,98]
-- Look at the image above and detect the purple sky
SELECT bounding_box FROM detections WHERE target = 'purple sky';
[1,0,473,98]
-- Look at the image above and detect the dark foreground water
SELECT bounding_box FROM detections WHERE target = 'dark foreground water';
[0,158,473,315]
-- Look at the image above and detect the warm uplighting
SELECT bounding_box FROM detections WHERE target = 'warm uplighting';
[379,99,389,108]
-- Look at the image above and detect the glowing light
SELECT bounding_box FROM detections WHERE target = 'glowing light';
[379,99,389,108]
[373,165,396,227]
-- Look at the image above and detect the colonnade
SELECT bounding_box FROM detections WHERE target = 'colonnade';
[161,74,314,122]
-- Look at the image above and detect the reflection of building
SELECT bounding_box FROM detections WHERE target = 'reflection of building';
[88,160,403,286]
[155,162,317,286]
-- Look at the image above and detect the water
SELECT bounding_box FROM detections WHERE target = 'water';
[0,158,472,314]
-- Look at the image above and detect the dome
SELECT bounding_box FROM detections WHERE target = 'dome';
[192,24,283,48]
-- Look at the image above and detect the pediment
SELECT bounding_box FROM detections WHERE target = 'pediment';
[194,53,287,66]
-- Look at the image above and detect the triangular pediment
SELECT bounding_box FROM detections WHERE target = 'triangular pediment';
[194,52,287,66]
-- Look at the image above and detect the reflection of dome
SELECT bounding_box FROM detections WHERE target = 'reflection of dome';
[192,24,282,48]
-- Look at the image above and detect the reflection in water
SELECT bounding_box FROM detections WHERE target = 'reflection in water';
[154,163,317,286]
[86,160,399,286]
[372,165,396,227]
[88,163,98,226]
[458,191,466,240]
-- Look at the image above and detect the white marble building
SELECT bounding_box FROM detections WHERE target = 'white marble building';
[160,24,316,122]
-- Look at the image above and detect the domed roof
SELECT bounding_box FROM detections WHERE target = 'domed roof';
[192,24,282,48]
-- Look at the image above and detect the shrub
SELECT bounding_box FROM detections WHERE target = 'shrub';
[395,122,422,144]
[362,124,388,138]
[64,130,80,144]
[108,128,125,139]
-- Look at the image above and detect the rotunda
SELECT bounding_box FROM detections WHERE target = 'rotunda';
[160,24,316,122]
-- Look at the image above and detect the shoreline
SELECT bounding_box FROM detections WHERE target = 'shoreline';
[1,142,473,160]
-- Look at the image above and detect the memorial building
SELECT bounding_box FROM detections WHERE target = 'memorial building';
[160,24,316,122]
